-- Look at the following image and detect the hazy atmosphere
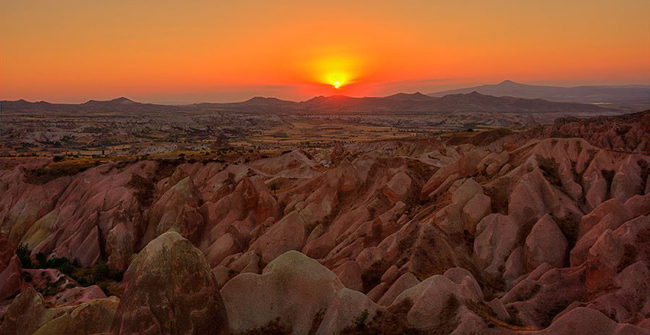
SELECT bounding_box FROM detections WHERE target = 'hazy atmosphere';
[2,0,649,103]
[1,1,649,335]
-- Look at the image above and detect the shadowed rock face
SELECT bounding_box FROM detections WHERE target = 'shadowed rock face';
[1,112,649,334]
[110,231,228,335]
[0,286,119,335]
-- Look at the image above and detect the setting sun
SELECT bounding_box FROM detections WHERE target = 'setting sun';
[1,2,649,334]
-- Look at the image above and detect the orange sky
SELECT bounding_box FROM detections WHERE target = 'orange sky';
[1,0,649,103]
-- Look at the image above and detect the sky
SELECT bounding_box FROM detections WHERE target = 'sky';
[1,0,649,103]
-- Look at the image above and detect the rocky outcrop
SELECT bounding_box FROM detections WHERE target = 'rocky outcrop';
[524,214,568,271]
[377,272,420,306]
[1,114,649,334]
[221,250,366,334]
[0,287,118,335]
[522,307,647,335]
[110,231,228,335]
[249,211,307,264]
[474,214,520,280]
[0,256,22,300]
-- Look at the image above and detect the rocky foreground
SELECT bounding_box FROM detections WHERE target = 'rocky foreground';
[0,112,649,334]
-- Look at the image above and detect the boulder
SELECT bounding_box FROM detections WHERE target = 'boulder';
[221,251,345,334]
[0,287,68,335]
[316,288,379,335]
[110,231,228,335]
[1,285,119,335]
[393,273,483,330]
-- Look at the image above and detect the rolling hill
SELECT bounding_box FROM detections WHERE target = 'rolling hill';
[429,80,650,104]
[2,91,618,115]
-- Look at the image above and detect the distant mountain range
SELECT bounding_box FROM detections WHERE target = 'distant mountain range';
[1,97,181,114]
[429,80,650,104]
[1,91,621,115]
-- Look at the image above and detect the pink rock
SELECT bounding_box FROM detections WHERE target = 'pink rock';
[106,219,136,272]
[452,178,483,208]
[377,272,420,306]
[380,264,400,284]
[367,282,388,303]
[0,235,13,272]
[250,210,307,264]
[146,176,204,245]
[52,285,106,307]
[526,307,646,335]
[462,193,492,234]
[382,171,412,203]
[0,287,61,335]
[587,261,650,324]
[394,274,482,330]
[435,203,463,234]
[503,246,526,288]
[610,157,643,204]
[317,288,379,335]
[578,198,624,239]
[425,173,459,199]
[421,149,487,199]
[221,251,344,334]
[524,214,568,271]
[0,255,22,300]
[474,214,519,280]
[110,231,228,335]
[205,232,242,267]
[508,168,581,225]
[302,231,335,259]
[228,251,261,275]
[333,260,363,292]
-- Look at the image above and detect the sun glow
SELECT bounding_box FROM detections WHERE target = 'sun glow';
[304,55,363,91]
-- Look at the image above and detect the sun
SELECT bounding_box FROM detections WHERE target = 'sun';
[305,55,359,91]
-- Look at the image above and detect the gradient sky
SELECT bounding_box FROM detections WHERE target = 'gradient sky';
[1,0,649,103]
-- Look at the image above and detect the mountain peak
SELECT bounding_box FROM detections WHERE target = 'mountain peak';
[111,97,135,104]
[386,92,433,101]
[498,80,518,85]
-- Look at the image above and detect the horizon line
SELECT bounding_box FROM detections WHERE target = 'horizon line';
[2,79,650,106]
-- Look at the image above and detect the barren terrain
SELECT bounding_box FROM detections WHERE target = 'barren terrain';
[0,109,648,334]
